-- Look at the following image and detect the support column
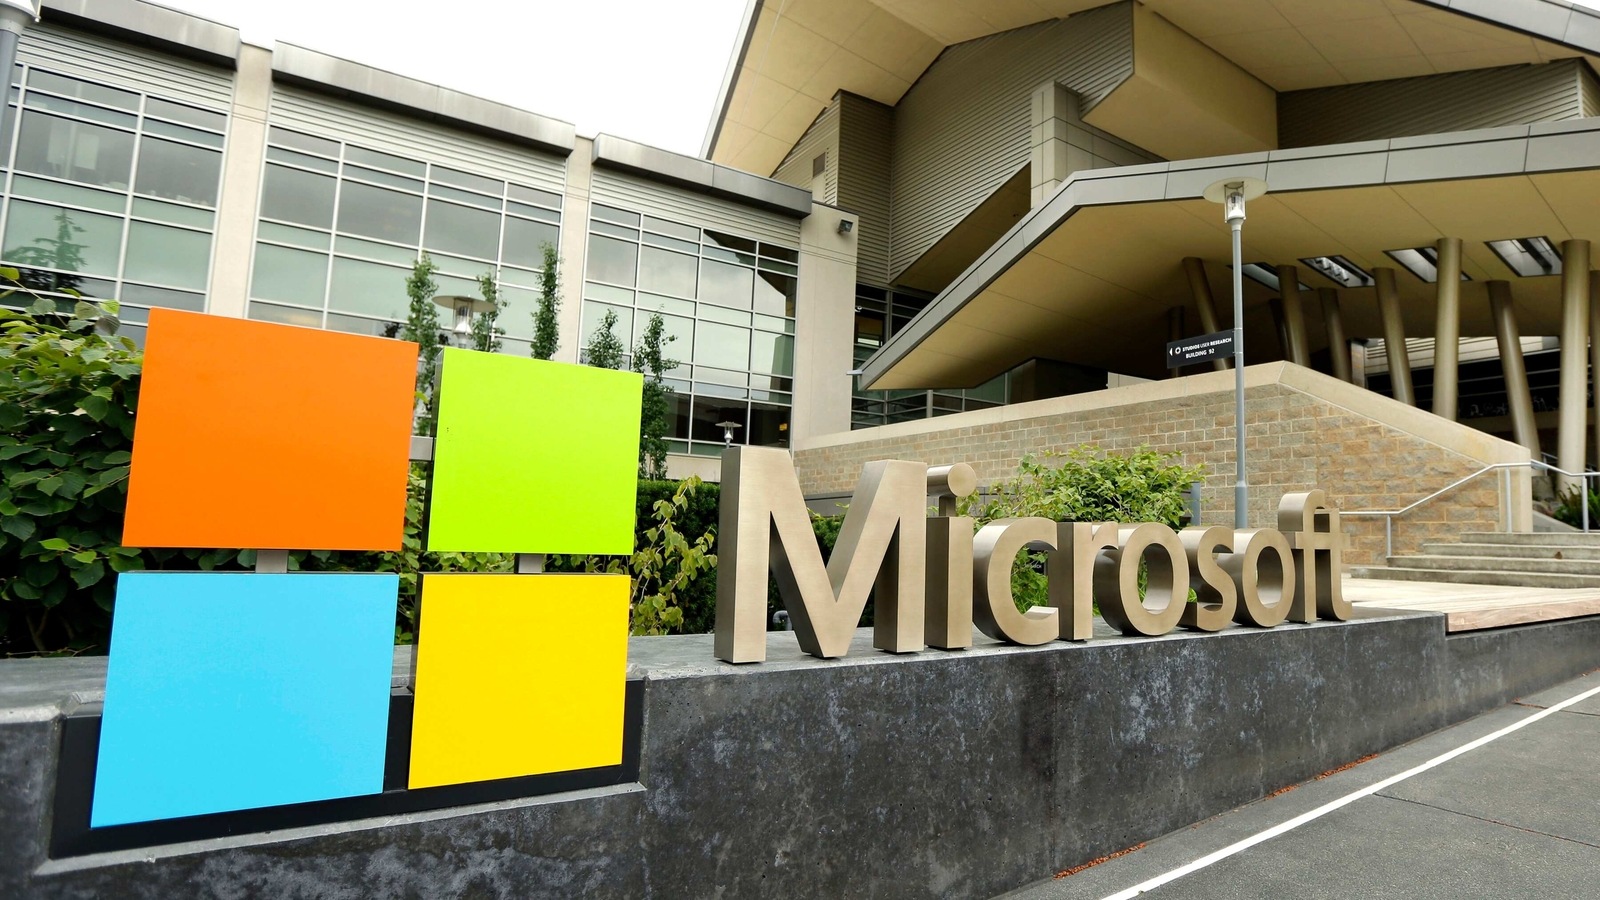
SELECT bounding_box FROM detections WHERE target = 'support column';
[1182,257,1229,371]
[1319,288,1352,382]
[1268,298,1290,360]
[1591,271,1600,477]
[1432,238,1463,420]
[1557,240,1591,492]
[1166,306,1185,379]
[1275,264,1309,366]
[1374,267,1414,406]
[1488,281,1539,456]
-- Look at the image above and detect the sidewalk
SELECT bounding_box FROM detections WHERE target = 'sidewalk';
[999,670,1600,899]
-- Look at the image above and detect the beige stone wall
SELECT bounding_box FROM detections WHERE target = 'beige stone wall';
[795,364,1532,568]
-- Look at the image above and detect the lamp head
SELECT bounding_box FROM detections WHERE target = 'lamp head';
[1202,176,1267,226]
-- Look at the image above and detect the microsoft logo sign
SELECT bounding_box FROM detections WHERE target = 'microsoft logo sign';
[90,308,642,828]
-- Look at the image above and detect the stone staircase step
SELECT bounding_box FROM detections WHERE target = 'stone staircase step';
[1388,554,1600,576]
[1349,566,1600,589]
[1420,542,1600,561]
[1458,531,1600,546]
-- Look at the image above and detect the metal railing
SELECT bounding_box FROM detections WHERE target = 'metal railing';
[1345,460,1600,558]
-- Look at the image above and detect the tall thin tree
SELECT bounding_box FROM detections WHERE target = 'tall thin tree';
[470,272,505,353]
[633,312,679,480]
[401,253,441,435]
[584,308,625,371]
[531,242,561,360]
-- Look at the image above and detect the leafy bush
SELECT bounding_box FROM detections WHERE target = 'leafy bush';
[1553,487,1600,530]
[961,446,1204,611]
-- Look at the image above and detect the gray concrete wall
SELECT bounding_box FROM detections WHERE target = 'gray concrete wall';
[5,612,1600,898]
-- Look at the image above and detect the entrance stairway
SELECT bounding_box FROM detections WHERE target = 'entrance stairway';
[1350,532,1600,588]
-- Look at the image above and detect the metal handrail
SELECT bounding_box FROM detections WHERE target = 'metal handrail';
[1344,460,1600,558]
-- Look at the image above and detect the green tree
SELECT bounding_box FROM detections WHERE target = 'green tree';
[401,254,441,435]
[530,242,561,361]
[469,272,505,354]
[584,308,625,370]
[632,312,679,480]
[10,208,88,296]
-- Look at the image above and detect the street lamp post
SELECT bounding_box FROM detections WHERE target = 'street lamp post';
[1203,177,1267,528]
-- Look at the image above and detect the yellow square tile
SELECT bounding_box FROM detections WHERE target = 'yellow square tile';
[408,574,629,789]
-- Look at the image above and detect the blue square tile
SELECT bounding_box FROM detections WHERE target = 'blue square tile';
[91,573,398,826]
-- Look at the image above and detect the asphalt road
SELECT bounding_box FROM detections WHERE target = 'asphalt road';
[1000,670,1600,899]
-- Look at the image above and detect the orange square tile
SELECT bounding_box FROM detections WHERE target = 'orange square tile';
[123,309,418,550]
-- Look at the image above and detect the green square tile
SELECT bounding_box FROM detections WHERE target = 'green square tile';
[426,349,643,554]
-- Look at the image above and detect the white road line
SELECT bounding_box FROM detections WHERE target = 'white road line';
[1099,681,1600,900]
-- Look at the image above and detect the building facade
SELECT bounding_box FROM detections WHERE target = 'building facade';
[1,0,860,480]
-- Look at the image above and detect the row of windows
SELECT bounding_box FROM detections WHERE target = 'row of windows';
[246,127,563,347]
[0,66,229,341]
[580,205,799,454]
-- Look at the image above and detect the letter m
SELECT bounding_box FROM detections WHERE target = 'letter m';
[714,447,927,663]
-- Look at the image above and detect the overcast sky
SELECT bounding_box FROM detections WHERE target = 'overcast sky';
[155,0,1600,160]
[156,0,750,156]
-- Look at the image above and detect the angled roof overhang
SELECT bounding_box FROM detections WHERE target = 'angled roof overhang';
[859,118,1600,389]
[705,0,1600,176]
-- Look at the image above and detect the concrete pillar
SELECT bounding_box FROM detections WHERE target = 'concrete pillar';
[1374,267,1414,406]
[1557,240,1591,491]
[1182,257,1229,371]
[1432,237,1463,421]
[1275,264,1309,366]
[1488,281,1539,456]
[1166,306,1184,378]
[1028,83,1088,207]
[1268,298,1291,360]
[205,44,274,318]
[1319,288,1352,382]
[1591,270,1600,475]
[791,203,860,448]
[553,136,595,364]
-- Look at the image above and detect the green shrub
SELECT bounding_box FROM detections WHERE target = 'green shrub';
[1553,487,1600,530]
[961,446,1204,611]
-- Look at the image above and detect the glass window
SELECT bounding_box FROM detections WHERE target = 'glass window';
[705,230,756,254]
[699,259,753,308]
[585,282,633,305]
[592,204,640,226]
[432,166,503,196]
[256,221,329,250]
[133,138,221,206]
[637,293,695,317]
[328,257,411,320]
[345,145,425,177]
[133,198,214,229]
[509,202,560,223]
[638,246,696,298]
[336,181,422,244]
[509,184,562,209]
[669,393,692,439]
[344,165,423,193]
[142,119,224,149]
[121,283,204,311]
[266,145,339,174]
[145,97,226,132]
[325,312,395,338]
[748,402,790,446]
[27,70,138,111]
[3,201,123,276]
[14,111,135,189]
[123,222,210,290]
[335,235,416,265]
[759,242,799,263]
[430,184,499,209]
[268,127,340,159]
[25,92,137,128]
[694,320,750,371]
[750,331,794,376]
[11,175,124,213]
[249,301,323,327]
[644,216,698,242]
[424,199,499,260]
[502,216,558,268]
[690,397,746,444]
[755,271,797,316]
[250,243,328,307]
[261,164,336,229]
[587,235,637,286]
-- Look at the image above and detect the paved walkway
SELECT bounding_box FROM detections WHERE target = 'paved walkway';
[1347,575,1600,631]
[998,671,1600,899]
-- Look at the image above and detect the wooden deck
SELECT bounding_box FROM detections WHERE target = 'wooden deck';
[1346,576,1600,632]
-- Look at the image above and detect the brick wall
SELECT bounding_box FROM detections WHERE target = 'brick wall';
[795,367,1529,568]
